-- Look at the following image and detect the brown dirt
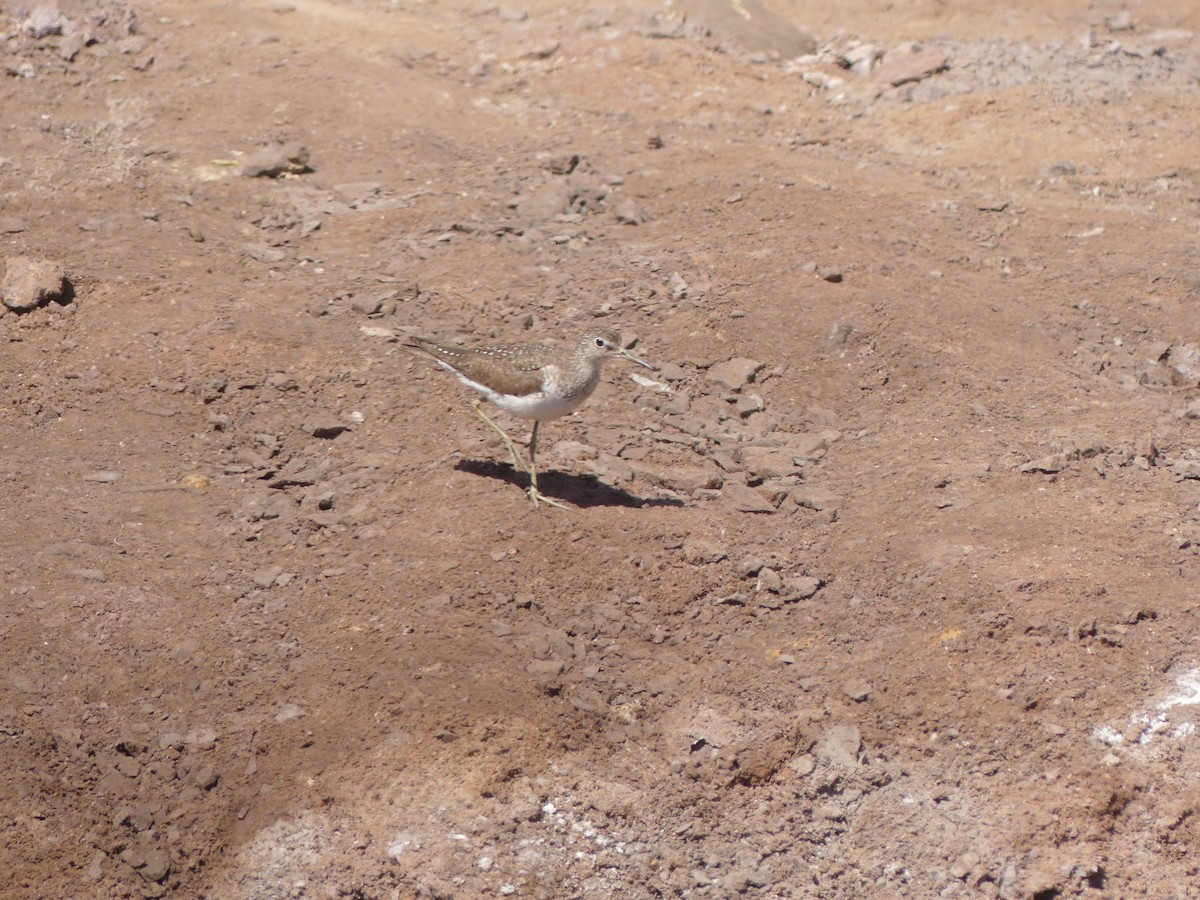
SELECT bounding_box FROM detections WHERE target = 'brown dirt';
[4,0,1200,897]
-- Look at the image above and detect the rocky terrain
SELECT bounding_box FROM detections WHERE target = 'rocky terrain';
[4,0,1200,897]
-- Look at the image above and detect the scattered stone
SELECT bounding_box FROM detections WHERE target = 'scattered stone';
[119,804,156,833]
[526,658,564,677]
[1172,460,1200,480]
[613,199,646,225]
[85,850,105,882]
[139,848,171,883]
[843,680,872,702]
[1019,453,1067,474]
[677,0,817,57]
[22,6,67,37]
[950,851,980,880]
[736,446,802,479]
[275,703,306,723]
[1105,11,1134,32]
[244,243,287,263]
[816,724,862,769]
[191,765,220,790]
[238,142,311,178]
[683,538,728,564]
[722,482,776,513]
[871,43,949,86]
[636,465,722,493]
[785,575,822,600]
[518,179,572,225]
[185,727,218,750]
[253,566,284,588]
[1166,345,1200,385]
[827,320,853,351]
[735,394,764,417]
[82,471,124,483]
[708,357,764,392]
[1019,442,1106,474]
[1134,432,1158,468]
[756,568,783,593]
[792,489,842,512]
[307,417,349,439]
[2,256,72,312]
[789,754,816,777]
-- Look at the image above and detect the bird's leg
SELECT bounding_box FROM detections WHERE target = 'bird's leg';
[472,399,526,471]
[526,420,569,510]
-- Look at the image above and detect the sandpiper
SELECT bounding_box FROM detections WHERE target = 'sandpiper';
[406,326,654,509]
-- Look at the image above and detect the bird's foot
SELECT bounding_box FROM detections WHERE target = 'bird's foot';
[527,483,570,510]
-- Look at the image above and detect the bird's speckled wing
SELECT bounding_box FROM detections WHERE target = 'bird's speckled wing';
[406,337,546,397]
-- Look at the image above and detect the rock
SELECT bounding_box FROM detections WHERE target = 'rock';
[1135,432,1158,466]
[22,6,67,38]
[817,265,843,283]
[2,256,72,311]
[736,446,801,479]
[785,575,822,600]
[139,848,171,883]
[275,703,306,723]
[1019,453,1068,474]
[518,180,572,225]
[613,200,646,225]
[677,0,817,57]
[82,470,123,483]
[253,566,284,588]
[708,357,764,391]
[843,680,871,702]
[119,804,156,833]
[1166,345,1200,385]
[635,465,721,493]
[191,765,220,790]
[1105,11,1134,32]
[71,568,107,583]
[1172,460,1200,480]
[86,850,105,882]
[307,417,349,439]
[792,489,842,512]
[735,394,764,417]
[816,724,861,769]
[683,538,728,564]
[872,43,949,87]
[827,321,854,351]
[756,568,783,593]
[526,658,564,677]
[722,483,776,513]
[185,727,217,750]
[950,851,980,880]
[238,142,311,178]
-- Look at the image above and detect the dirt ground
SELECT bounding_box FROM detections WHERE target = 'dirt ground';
[5,0,1200,896]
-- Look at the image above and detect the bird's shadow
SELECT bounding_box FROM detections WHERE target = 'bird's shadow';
[454,459,683,509]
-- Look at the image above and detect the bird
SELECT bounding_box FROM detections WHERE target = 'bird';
[405,326,654,508]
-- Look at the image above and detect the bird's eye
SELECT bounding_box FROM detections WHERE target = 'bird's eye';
[595,337,605,347]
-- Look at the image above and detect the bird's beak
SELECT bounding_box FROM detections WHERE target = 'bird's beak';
[618,348,656,370]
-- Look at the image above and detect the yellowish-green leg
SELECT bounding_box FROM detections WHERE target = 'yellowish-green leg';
[472,399,526,471]
[527,421,569,510]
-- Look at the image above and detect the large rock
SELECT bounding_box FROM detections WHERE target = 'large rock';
[2,256,71,311]
[708,357,763,392]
